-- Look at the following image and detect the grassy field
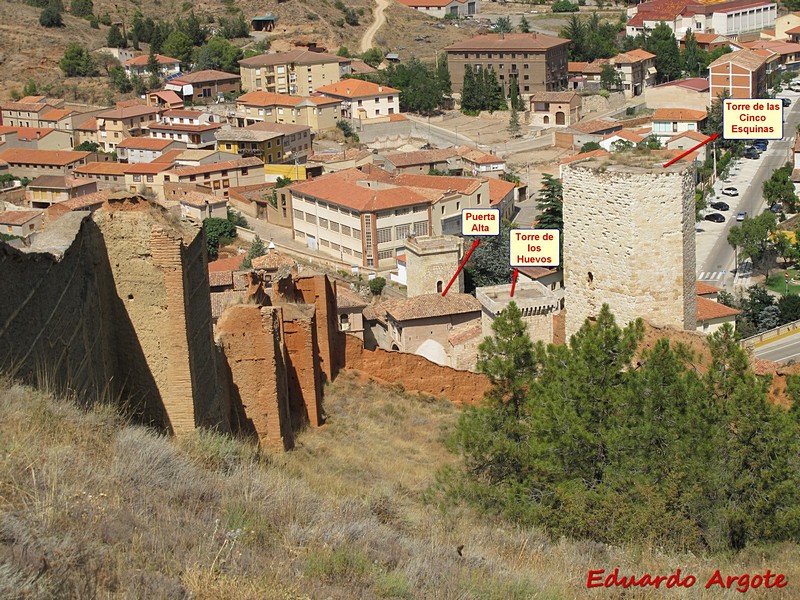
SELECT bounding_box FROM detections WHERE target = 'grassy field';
[2,371,800,599]
[766,267,800,296]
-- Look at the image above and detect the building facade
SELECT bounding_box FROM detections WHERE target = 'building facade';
[235,92,342,131]
[404,235,464,296]
[709,49,767,100]
[239,49,349,95]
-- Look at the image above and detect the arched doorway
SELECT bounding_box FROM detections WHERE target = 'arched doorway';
[555,111,565,125]
[543,115,550,125]
[436,281,443,293]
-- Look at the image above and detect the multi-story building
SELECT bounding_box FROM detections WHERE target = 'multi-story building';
[235,92,342,131]
[0,149,94,179]
[25,175,97,208]
[164,69,242,103]
[316,79,400,122]
[165,157,264,198]
[709,49,767,100]
[242,122,312,161]
[445,33,570,96]
[626,0,776,38]
[123,162,176,198]
[238,48,350,95]
[122,53,181,77]
[116,137,186,163]
[1,96,64,128]
[0,127,73,151]
[396,0,479,18]
[612,49,657,97]
[215,126,285,164]
[651,108,707,142]
[95,104,163,152]
[73,162,128,189]
[146,109,221,150]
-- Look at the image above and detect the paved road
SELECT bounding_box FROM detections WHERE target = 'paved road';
[697,90,800,290]
[754,332,800,362]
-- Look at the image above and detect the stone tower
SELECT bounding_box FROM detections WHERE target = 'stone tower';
[405,235,463,297]
[562,155,696,339]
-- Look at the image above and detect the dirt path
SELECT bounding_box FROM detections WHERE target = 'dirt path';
[360,0,391,53]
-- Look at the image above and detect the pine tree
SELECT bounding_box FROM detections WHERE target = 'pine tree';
[107,24,127,49]
[519,15,530,33]
[507,106,521,138]
[535,174,563,231]
[485,67,505,111]
[242,235,267,268]
[435,53,452,103]
[682,28,700,77]
[461,65,479,113]
[645,22,683,83]
[509,76,524,111]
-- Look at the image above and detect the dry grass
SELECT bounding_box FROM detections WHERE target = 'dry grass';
[1,371,799,599]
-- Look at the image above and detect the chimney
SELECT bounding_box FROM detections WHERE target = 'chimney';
[378,86,383,92]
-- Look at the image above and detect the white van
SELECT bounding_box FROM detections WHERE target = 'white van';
[789,81,800,92]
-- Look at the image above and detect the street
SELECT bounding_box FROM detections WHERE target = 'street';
[754,331,800,362]
[696,89,800,291]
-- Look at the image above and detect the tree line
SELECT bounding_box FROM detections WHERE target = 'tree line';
[442,304,800,553]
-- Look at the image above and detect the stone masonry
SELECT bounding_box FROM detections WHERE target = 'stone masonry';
[562,156,697,339]
[405,235,463,297]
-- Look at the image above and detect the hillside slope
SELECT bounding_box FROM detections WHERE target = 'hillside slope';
[2,371,799,599]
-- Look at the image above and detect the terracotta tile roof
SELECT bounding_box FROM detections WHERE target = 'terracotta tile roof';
[28,175,92,189]
[570,119,620,134]
[383,293,480,322]
[19,95,47,103]
[691,32,728,43]
[568,61,589,73]
[239,48,343,67]
[654,77,709,92]
[449,321,482,346]
[336,285,368,308]
[487,178,515,205]
[179,190,227,208]
[445,33,569,52]
[309,148,372,163]
[209,270,233,287]
[251,251,296,270]
[1,101,51,112]
[170,156,262,177]
[709,48,766,71]
[696,296,740,322]
[393,173,482,194]
[518,266,558,280]
[529,91,579,103]
[714,1,772,13]
[147,121,222,133]
[162,109,205,119]
[653,108,707,121]
[12,127,56,141]
[350,59,377,74]
[388,113,408,122]
[614,48,656,63]
[0,149,89,166]
[316,79,399,98]
[396,253,406,263]
[291,173,432,212]
[152,149,184,164]
[215,127,283,143]
[602,130,645,143]
[209,254,244,272]
[73,161,128,176]
[696,281,721,295]
[559,148,610,165]
[123,162,175,175]
[97,105,162,120]
[457,145,504,165]
[362,303,387,323]
[74,118,97,131]
[59,191,107,210]
[0,210,42,225]
[123,53,180,67]
[150,90,184,105]
[210,290,244,319]
[237,91,340,107]
[39,109,73,121]
[171,69,240,84]
[117,137,177,150]
[786,25,800,34]
[384,148,458,167]
[666,130,709,144]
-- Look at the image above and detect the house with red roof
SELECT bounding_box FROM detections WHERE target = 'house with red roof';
[146,109,221,150]
[235,91,342,132]
[599,129,646,151]
[651,108,707,142]
[665,130,710,161]
[316,79,400,122]
[122,54,181,78]
[626,0,776,38]
[644,77,710,112]
[116,136,186,164]
[164,70,241,103]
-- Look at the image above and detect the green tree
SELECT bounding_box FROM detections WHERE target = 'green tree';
[109,66,132,92]
[218,13,249,39]
[519,15,530,33]
[763,162,798,212]
[599,63,622,91]
[39,4,63,27]
[645,22,682,83]
[59,43,97,76]
[22,79,38,96]
[107,24,127,49]
[203,217,237,260]
[241,235,266,268]
[361,47,383,68]
[69,0,93,17]
[194,37,243,73]
[508,76,524,111]
[637,135,661,150]
[580,141,601,152]
[337,46,352,58]
[436,53,452,101]
[779,293,800,323]
[682,28,701,77]
[461,65,480,113]
[507,106,521,138]
[464,220,513,288]
[561,14,586,61]
[494,16,513,33]
[368,276,386,295]
[74,140,100,152]
[147,48,161,89]
[552,0,579,12]
[162,30,194,68]
[175,11,208,46]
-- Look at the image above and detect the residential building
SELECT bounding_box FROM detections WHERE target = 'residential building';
[612,49,657,97]
[0,127,72,151]
[1,96,64,128]
[760,11,800,41]
[488,177,516,220]
[45,190,108,220]
[396,0,479,18]
[382,148,460,174]
[741,40,800,74]
[0,149,93,179]
[123,162,176,198]
[147,90,185,110]
[665,130,710,161]
[165,70,242,103]
[335,284,367,340]
[567,60,606,92]
[709,49,767,100]
[644,77,710,111]
[95,104,163,152]
[697,296,740,334]
[116,137,186,163]
[73,118,98,148]
[458,146,507,177]
[528,91,581,127]
[165,157,264,198]
[146,109,221,150]
[177,189,229,221]
[235,91,342,131]
[0,209,44,238]
[73,161,128,189]
[215,126,285,164]
[306,148,374,174]
[599,130,646,151]
[25,175,97,208]
[679,32,731,52]
[651,108,707,142]
[445,33,570,96]
[122,54,181,77]
[238,48,349,95]
[626,0,776,38]
[316,79,400,123]
[242,122,313,161]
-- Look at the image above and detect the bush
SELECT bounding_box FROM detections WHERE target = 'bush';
[203,217,237,260]
[369,277,386,296]
[552,0,579,11]
[70,0,93,17]
[40,6,64,27]
[227,208,248,228]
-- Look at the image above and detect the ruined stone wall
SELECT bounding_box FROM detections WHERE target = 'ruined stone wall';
[293,275,344,381]
[343,334,491,405]
[562,161,696,339]
[282,304,324,428]
[215,305,293,451]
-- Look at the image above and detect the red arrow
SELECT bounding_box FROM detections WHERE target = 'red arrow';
[442,239,480,296]
[510,268,519,297]
[662,133,719,168]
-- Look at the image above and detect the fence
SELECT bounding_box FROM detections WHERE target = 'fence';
[740,317,800,348]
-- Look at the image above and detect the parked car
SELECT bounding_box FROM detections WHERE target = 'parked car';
[783,97,793,107]
[790,82,800,92]
[722,187,739,196]
[753,142,768,152]
[705,213,726,223]
[737,211,748,221]
[711,201,730,211]
[770,203,783,214]
[744,148,760,159]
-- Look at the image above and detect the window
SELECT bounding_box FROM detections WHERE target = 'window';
[376,227,392,243]
[133,175,142,182]
[320,217,329,229]
[330,222,339,232]
[378,250,393,260]
[321,239,330,247]
[242,168,248,176]
[306,213,316,224]
[477,193,481,205]
[352,228,361,239]
[672,121,678,132]
[342,225,352,236]
[354,251,362,259]
[395,224,410,239]
[414,220,428,235]
[146,175,154,183]
[294,209,303,220]
[332,242,340,251]
[524,86,530,92]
